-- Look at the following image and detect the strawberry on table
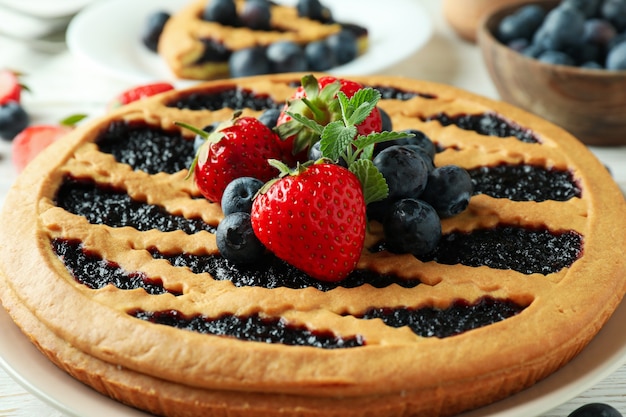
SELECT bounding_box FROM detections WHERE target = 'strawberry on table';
[109,81,175,109]
[251,160,367,282]
[177,112,284,202]
[12,125,71,172]
[0,69,26,105]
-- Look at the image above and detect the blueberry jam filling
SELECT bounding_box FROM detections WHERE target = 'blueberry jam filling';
[52,238,181,295]
[423,112,540,144]
[96,121,194,175]
[358,296,526,338]
[166,86,282,111]
[150,249,421,291]
[370,85,437,100]
[469,164,582,202]
[55,177,216,234]
[128,309,364,349]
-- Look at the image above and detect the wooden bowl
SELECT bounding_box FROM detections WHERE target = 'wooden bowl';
[477,0,626,146]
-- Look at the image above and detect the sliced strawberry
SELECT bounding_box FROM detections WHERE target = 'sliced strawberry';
[0,70,23,105]
[12,125,72,172]
[109,82,175,109]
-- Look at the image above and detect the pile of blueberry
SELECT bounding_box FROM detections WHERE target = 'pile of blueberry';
[141,0,361,78]
[367,132,473,258]
[567,403,623,417]
[496,0,626,69]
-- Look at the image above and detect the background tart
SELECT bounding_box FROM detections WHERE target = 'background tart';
[1,74,625,417]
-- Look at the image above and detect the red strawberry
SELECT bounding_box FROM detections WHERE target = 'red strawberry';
[0,69,25,105]
[183,115,284,202]
[275,74,383,163]
[12,125,72,172]
[109,81,174,109]
[251,161,367,282]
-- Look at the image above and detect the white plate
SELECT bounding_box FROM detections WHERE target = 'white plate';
[0,0,95,19]
[66,0,433,87]
[2,299,626,417]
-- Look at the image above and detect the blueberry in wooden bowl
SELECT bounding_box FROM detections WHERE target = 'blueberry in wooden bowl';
[477,0,626,146]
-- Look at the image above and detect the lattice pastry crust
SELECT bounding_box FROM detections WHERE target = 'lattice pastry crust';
[1,74,625,417]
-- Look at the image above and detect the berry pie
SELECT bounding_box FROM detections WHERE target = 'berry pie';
[0,73,625,417]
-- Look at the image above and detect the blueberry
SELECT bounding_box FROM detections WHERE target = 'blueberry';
[372,145,429,201]
[420,165,473,218]
[198,39,231,62]
[602,0,626,31]
[498,5,546,43]
[266,41,308,73]
[141,10,170,52]
[562,0,602,18]
[240,0,271,31]
[537,50,576,66]
[203,0,238,26]
[305,40,337,71]
[221,177,264,215]
[383,198,441,256]
[0,101,29,141]
[567,403,623,417]
[379,107,393,131]
[533,5,585,51]
[326,29,358,65]
[522,42,547,58]
[258,108,281,129]
[606,41,626,70]
[403,145,435,173]
[296,0,330,22]
[216,212,265,264]
[374,129,436,160]
[229,47,271,77]
[581,60,604,69]
[507,38,530,52]
[583,19,617,46]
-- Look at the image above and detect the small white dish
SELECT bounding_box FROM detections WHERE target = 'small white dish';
[66,0,433,86]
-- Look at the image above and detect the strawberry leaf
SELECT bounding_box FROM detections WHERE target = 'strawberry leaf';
[60,114,88,127]
[349,159,388,205]
[285,111,324,135]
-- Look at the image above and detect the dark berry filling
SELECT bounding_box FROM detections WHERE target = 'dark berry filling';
[166,86,282,111]
[55,177,216,234]
[357,296,526,338]
[426,226,582,274]
[96,121,194,175]
[52,238,181,295]
[128,309,365,349]
[469,164,582,202]
[149,249,421,291]
[423,112,541,143]
[371,85,437,100]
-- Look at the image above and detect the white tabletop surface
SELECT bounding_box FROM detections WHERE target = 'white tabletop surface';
[1,1,626,417]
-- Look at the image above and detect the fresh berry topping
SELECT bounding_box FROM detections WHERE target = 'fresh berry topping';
[203,0,239,26]
[257,108,281,129]
[12,125,72,172]
[240,0,271,31]
[109,82,175,109]
[251,161,367,282]
[229,47,271,78]
[296,0,331,22]
[0,69,26,105]
[567,403,623,417]
[179,113,284,202]
[0,101,29,140]
[216,212,265,264]
[374,129,436,159]
[221,176,264,215]
[266,41,308,73]
[275,74,383,162]
[421,165,474,218]
[383,199,442,256]
[141,10,171,52]
[304,40,337,71]
[372,145,429,201]
[326,29,359,65]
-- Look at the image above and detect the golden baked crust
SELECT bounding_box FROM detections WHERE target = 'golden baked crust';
[158,0,368,80]
[1,74,625,417]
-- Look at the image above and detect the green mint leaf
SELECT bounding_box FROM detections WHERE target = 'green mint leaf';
[336,91,353,123]
[60,114,88,126]
[347,88,381,126]
[349,159,388,205]
[353,131,415,150]
[320,121,357,161]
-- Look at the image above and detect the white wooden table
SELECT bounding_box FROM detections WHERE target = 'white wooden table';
[1,1,626,416]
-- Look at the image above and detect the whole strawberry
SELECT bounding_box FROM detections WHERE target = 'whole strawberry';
[251,161,366,282]
[179,114,284,202]
[275,74,383,164]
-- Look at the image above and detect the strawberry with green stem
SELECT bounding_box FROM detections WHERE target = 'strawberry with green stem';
[251,86,410,282]
[274,74,383,164]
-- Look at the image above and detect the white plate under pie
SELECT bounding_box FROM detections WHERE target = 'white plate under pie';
[2,298,626,417]
[66,0,433,87]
